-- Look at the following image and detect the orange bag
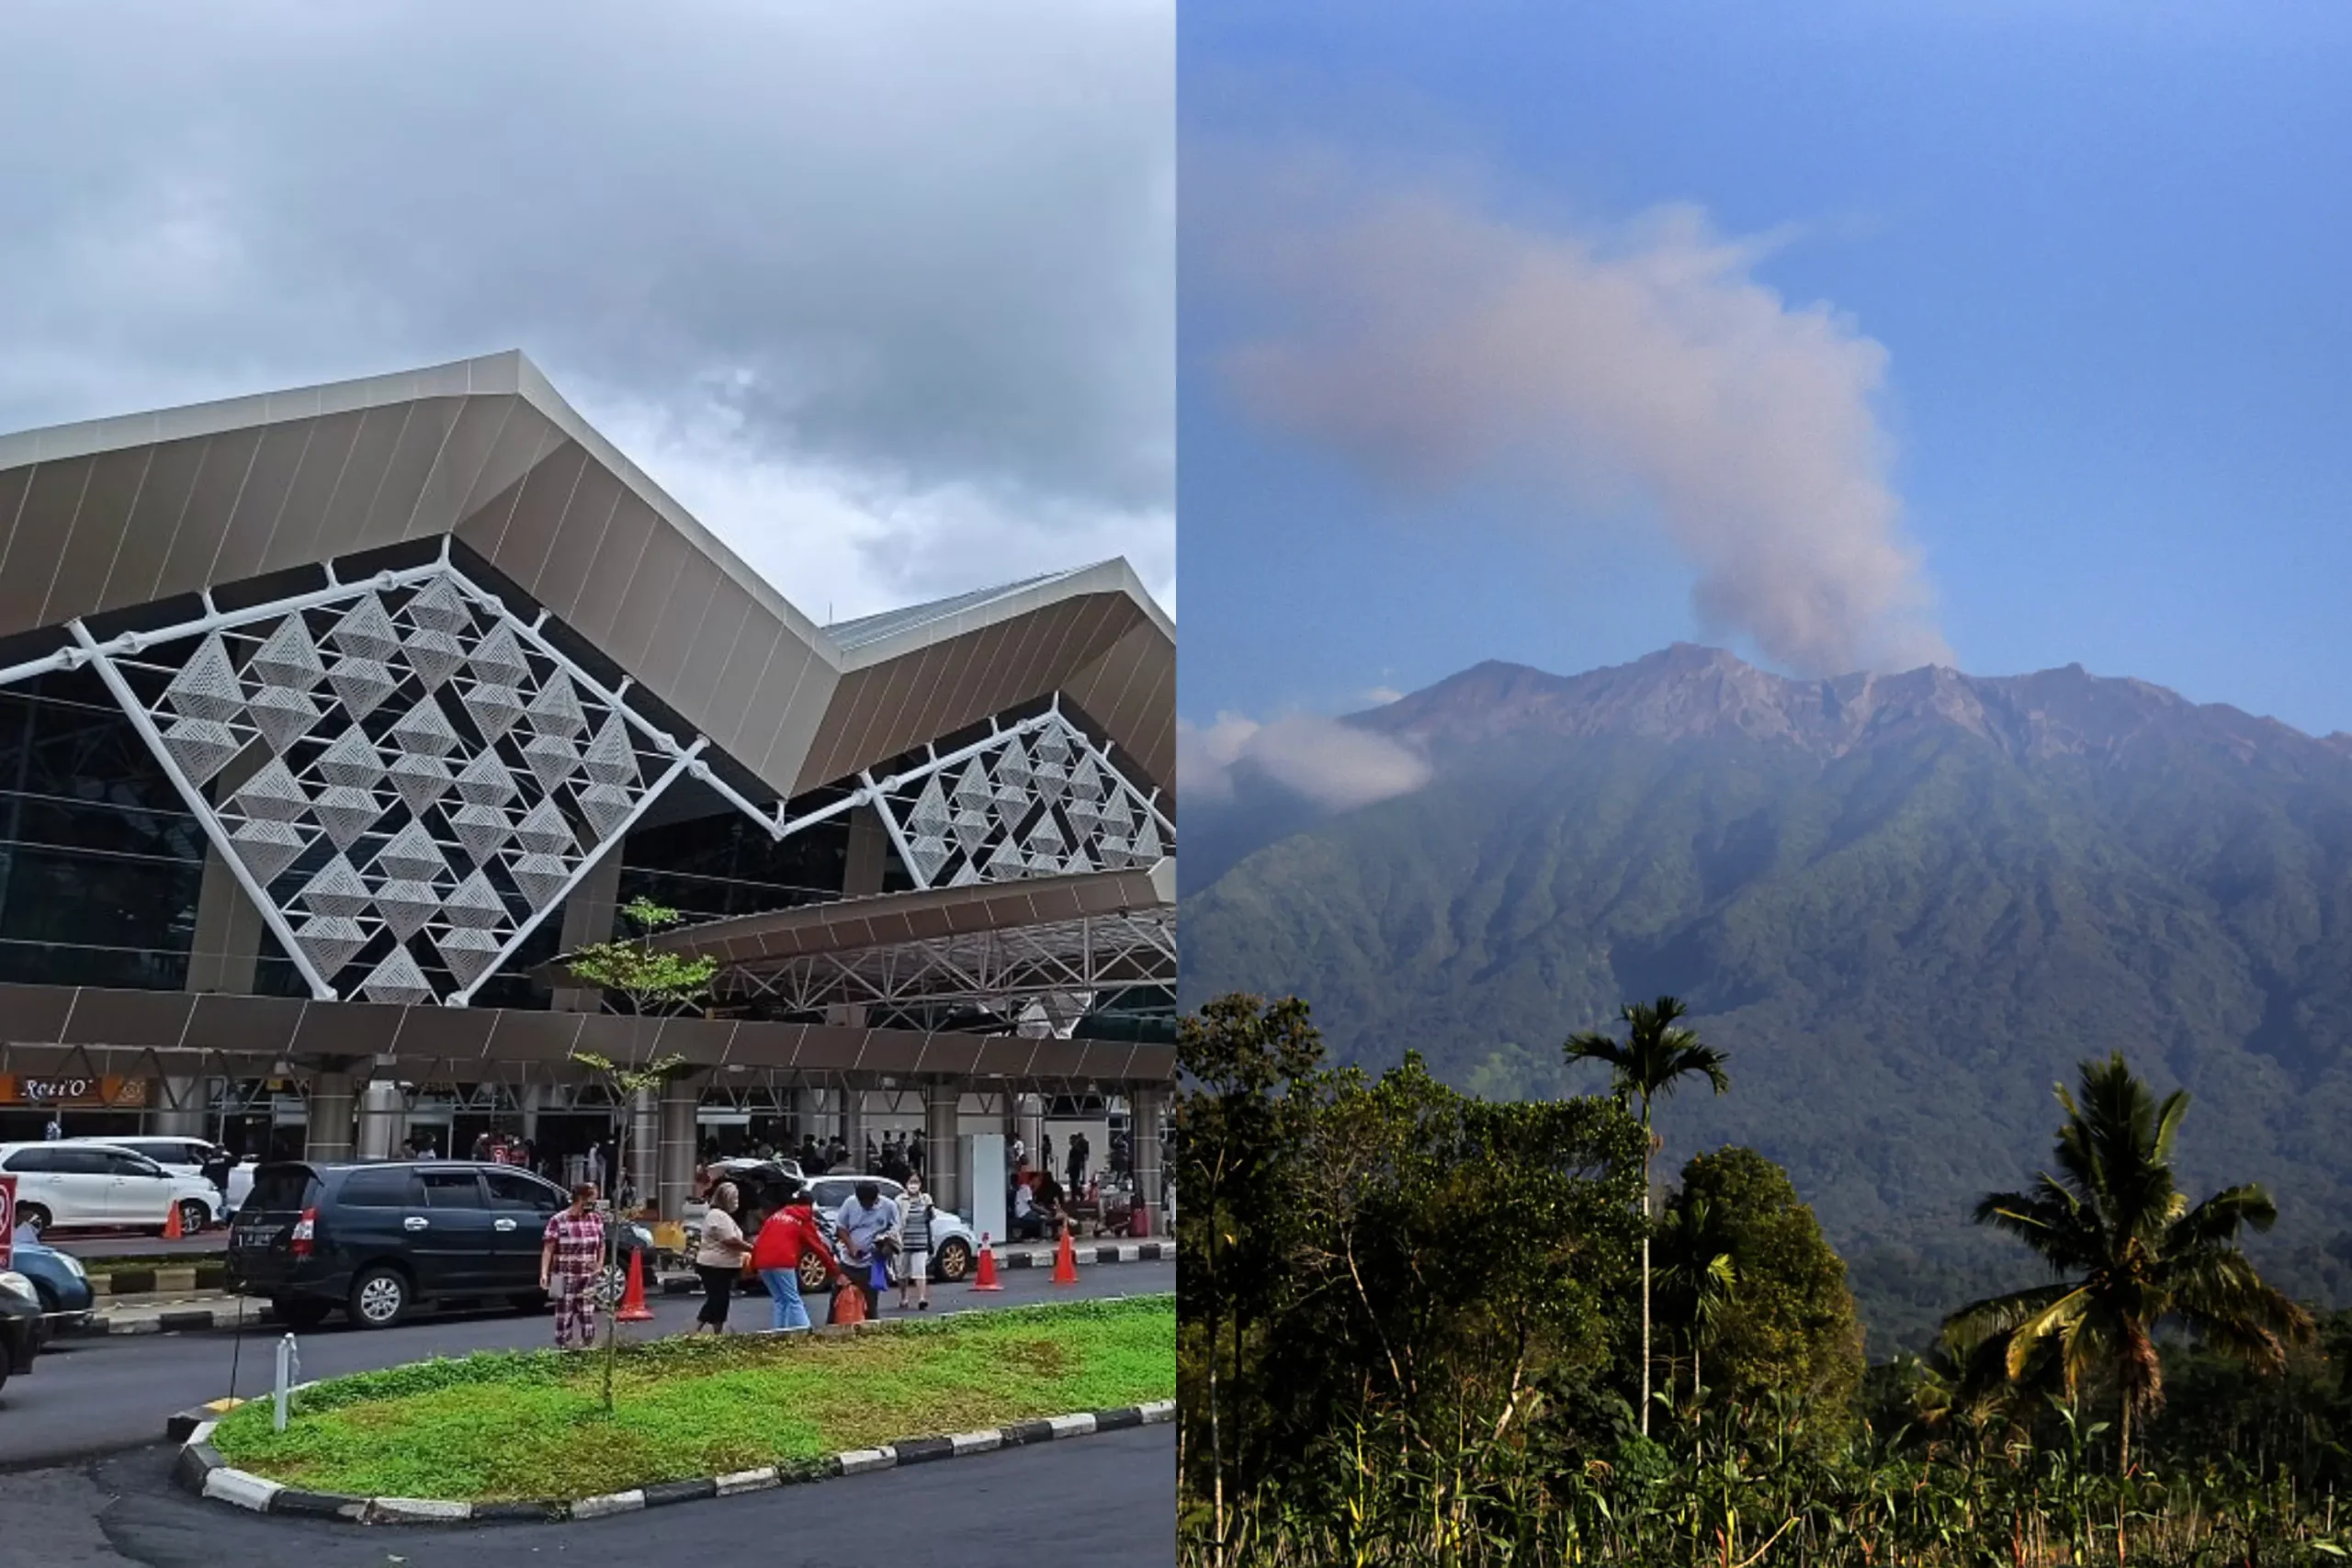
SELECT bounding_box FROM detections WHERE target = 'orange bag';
[829,1280,867,1325]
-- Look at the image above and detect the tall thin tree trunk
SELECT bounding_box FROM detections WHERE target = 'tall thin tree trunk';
[1204,1170,1225,1558]
[1639,1105,1654,1438]
[1640,1231,1652,1436]
[602,1122,625,1414]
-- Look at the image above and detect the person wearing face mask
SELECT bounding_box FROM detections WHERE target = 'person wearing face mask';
[896,1174,936,1312]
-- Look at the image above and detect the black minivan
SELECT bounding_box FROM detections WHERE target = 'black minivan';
[228,1160,576,1329]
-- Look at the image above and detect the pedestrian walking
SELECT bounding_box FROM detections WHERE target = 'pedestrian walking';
[539,1182,607,1351]
[897,1174,935,1312]
[1069,1131,1090,1192]
[690,1182,752,1335]
[834,1179,900,1320]
[750,1182,841,1331]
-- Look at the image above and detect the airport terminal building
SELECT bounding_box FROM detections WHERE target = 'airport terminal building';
[0,352,1174,1221]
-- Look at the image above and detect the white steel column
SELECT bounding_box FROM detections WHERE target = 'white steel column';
[356,1079,407,1160]
[657,1076,700,1221]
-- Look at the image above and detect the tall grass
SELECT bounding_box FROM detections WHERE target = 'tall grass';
[1181,1394,2352,1567]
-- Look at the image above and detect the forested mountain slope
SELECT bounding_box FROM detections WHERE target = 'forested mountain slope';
[1182,646,2352,1348]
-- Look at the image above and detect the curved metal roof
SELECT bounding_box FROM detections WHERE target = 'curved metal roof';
[0,351,1172,795]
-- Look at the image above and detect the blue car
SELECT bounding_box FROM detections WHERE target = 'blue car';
[8,1229,94,1336]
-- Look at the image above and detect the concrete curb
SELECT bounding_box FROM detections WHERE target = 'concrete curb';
[167,1395,1178,1524]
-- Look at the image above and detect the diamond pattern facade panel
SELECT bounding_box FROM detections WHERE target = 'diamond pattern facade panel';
[96,566,679,1002]
[871,713,1172,889]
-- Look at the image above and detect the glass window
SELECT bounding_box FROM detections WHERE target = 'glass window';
[50,1148,114,1175]
[485,1170,560,1212]
[0,672,208,995]
[337,1168,418,1208]
[105,1151,167,1178]
[246,1166,322,1213]
[418,1169,486,1209]
[2,1147,59,1173]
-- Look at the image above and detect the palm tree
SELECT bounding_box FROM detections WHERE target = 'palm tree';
[1564,995,1729,1436]
[1947,1052,2313,1477]
[1656,1194,1736,1414]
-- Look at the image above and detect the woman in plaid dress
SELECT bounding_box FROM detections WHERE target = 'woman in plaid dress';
[539,1183,607,1351]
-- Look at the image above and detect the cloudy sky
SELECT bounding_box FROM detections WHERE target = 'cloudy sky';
[0,0,1173,626]
[1181,1,2352,809]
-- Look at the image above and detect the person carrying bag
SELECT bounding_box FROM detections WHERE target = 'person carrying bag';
[749,1180,842,1333]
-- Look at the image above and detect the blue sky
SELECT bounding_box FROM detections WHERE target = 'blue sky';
[1179,2,2352,750]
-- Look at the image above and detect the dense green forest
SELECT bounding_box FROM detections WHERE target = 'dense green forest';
[1182,649,2352,1349]
[1178,992,2352,1566]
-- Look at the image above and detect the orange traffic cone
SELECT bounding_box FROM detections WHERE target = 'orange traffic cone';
[969,1233,1004,1291]
[1052,1224,1079,1286]
[616,1248,657,1322]
[163,1198,184,1241]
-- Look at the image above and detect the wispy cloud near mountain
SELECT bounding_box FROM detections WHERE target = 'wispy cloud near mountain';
[1179,710,1431,810]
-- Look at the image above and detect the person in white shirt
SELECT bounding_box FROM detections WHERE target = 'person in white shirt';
[690,1183,752,1334]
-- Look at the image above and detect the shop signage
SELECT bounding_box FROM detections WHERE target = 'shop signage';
[0,1075,150,1108]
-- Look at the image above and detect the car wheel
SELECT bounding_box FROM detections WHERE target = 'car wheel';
[507,1290,548,1314]
[933,1238,973,1282]
[798,1253,828,1292]
[347,1265,411,1329]
[17,1204,49,1236]
[273,1296,331,1331]
[592,1264,628,1309]
[175,1200,210,1235]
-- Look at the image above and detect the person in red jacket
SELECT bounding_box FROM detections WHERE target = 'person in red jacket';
[750,1183,842,1332]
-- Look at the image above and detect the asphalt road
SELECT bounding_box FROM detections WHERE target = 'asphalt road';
[4,1424,1177,1568]
[0,1261,1174,1468]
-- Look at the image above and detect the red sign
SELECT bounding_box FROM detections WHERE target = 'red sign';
[0,1176,15,1270]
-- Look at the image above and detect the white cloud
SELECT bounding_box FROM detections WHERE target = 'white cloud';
[1193,148,1945,677]
[1180,710,1431,812]
[0,0,1172,622]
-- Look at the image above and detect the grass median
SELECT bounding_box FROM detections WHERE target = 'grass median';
[209,1294,1173,1503]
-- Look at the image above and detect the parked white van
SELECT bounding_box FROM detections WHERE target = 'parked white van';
[0,1143,223,1235]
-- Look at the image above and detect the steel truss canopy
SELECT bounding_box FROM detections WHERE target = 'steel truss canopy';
[0,352,1174,1008]
[632,863,1176,1029]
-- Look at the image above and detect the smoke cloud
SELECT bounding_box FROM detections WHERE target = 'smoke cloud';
[1180,712,1432,812]
[1202,155,1948,676]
